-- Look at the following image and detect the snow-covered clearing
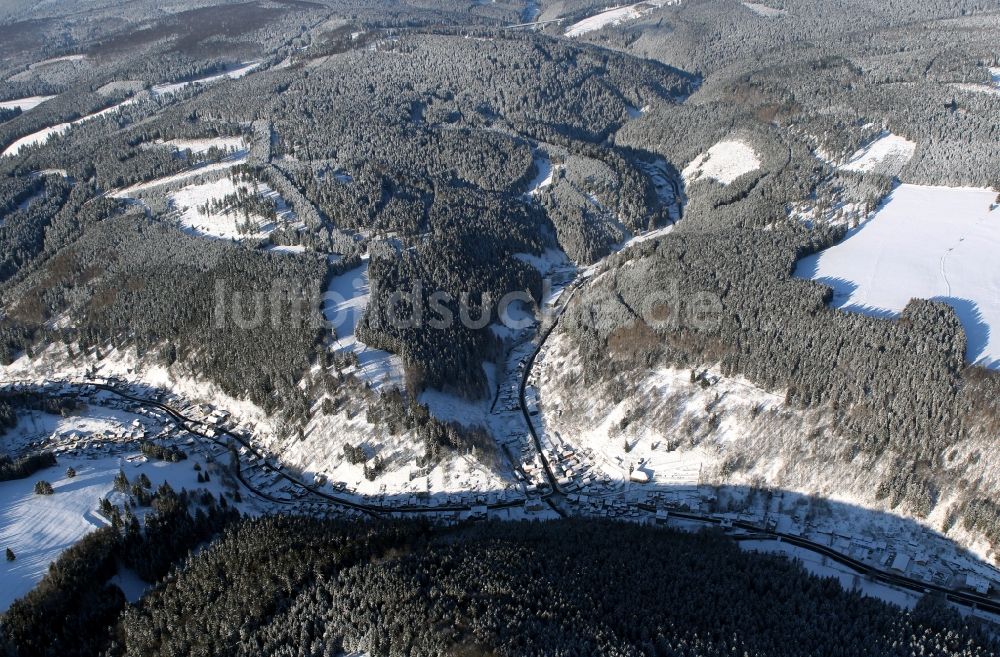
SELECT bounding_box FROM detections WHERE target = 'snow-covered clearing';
[0,444,226,612]
[159,136,246,155]
[838,131,915,175]
[169,177,292,241]
[280,398,513,501]
[953,67,1000,96]
[111,158,247,198]
[564,0,680,37]
[741,2,786,17]
[0,95,55,113]
[265,244,307,255]
[795,183,1000,368]
[322,258,403,390]
[524,149,561,196]
[1,97,138,158]
[535,333,781,489]
[682,139,761,185]
[30,54,87,69]
[151,61,262,96]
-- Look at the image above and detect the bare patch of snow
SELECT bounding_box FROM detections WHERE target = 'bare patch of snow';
[839,131,915,175]
[2,97,138,158]
[151,61,263,97]
[322,258,403,390]
[111,158,247,198]
[741,2,786,17]
[682,139,761,185]
[524,149,562,196]
[564,0,680,38]
[169,178,286,241]
[0,444,227,611]
[0,95,55,113]
[159,136,246,155]
[795,183,1000,368]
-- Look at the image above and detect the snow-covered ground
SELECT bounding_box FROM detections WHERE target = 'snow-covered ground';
[111,157,247,198]
[952,67,1000,96]
[795,183,1000,368]
[30,54,87,68]
[682,139,761,185]
[151,61,263,97]
[524,149,561,196]
[169,178,290,241]
[741,2,786,17]
[1,97,138,158]
[322,258,403,390]
[158,136,246,155]
[0,440,227,612]
[0,95,55,113]
[564,0,680,37]
[839,131,915,175]
[535,333,781,490]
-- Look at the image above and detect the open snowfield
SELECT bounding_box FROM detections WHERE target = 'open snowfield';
[564,0,679,37]
[323,258,403,389]
[1,97,138,158]
[0,96,55,113]
[111,158,247,198]
[169,178,288,241]
[0,447,225,611]
[524,150,561,196]
[953,67,1000,96]
[160,136,246,155]
[682,139,760,185]
[839,131,915,175]
[796,184,1000,368]
[151,61,262,96]
[30,55,87,69]
[741,2,786,17]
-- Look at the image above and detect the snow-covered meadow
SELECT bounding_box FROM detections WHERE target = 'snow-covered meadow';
[1,97,138,158]
[0,96,55,113]
[796,184,1000,368]
[151,61,262,97]
[322,258,403,389]
[0,406,229,611]
[564,0,680,38]
[169,177,289,241]
[682,139,761,185]
[838,131,915,176]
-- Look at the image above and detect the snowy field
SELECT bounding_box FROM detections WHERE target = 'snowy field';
[159,136,246,155]
[839,131,915,176]
[151,61,262,96]
[111,157,247,198]
[564,0,679,37]
[323,258,403,389]
[741,2,786,17]
[169,178,291,241]
[524,149,561,196]
[0,404,228,614]
[0,95,55,113]
[682,139,761,185]
[953,67,1000,96]
[795,184,1000,368]
[1,97,138,158]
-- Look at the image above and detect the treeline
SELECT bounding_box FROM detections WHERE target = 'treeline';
[0,452,56,483]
